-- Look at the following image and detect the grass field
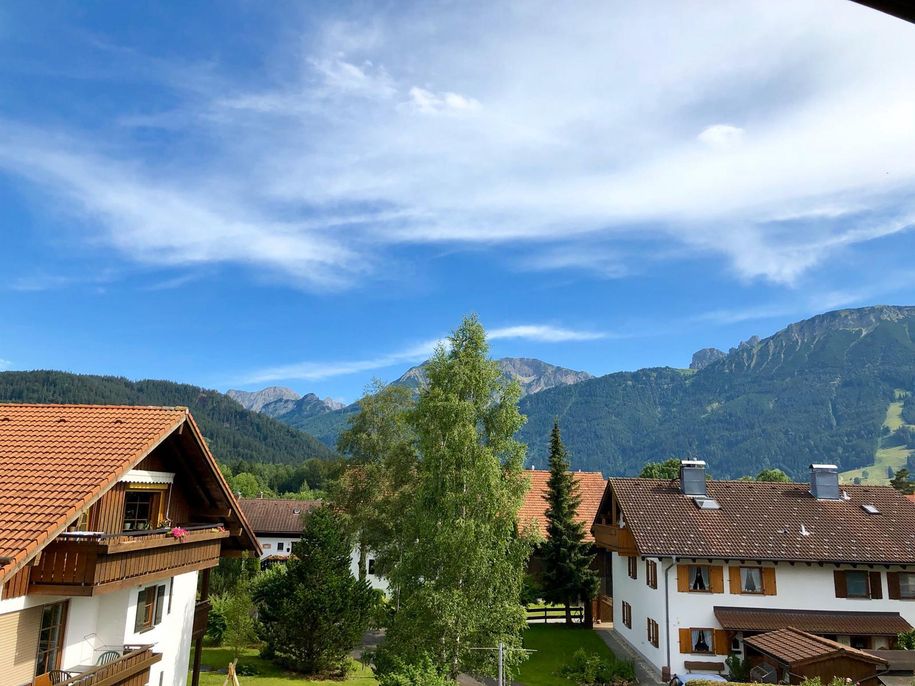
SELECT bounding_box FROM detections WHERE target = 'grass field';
[516,625,622,686]
[189,647,378,686]
[840,394,913,486]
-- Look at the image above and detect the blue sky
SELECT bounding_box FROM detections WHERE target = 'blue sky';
[2,1,915,403]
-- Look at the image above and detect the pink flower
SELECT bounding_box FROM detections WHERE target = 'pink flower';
[170,527,189,540]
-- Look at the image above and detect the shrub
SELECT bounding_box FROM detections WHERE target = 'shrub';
[559,648,635,685]
[205,593,228,645]
[377,657,454,686]
[725,654,750,681]
[898,629,915,649]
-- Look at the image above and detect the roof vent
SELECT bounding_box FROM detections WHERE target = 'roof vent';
[694,497,721,510]
[809,464,840,500]
[861,504,880,515]
[292,508,301,515]
[680,460,707,497]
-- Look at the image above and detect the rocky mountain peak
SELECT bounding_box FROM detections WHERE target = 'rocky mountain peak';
[689,348,726,370]
[227,386,300,412]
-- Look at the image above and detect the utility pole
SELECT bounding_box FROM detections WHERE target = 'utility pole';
[498,641,503,686]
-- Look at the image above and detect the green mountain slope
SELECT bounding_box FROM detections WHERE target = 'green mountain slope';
[519,306,915,479]
[0,371,338,464]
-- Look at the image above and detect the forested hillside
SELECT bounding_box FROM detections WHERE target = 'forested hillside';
[519,306,915,479]
[0,371,337,464]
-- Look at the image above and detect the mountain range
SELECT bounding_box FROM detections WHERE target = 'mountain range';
[0,372,337,465]
[3,306,914,482]
[245,357,593,446]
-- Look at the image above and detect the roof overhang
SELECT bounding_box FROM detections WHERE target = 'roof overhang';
[715,606,913,636]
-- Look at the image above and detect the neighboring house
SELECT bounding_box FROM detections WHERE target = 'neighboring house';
[0,404,260,686]
[237,497,388,592]
[592,460,915,681]
[519,468,610,618]
[238,498,320,564]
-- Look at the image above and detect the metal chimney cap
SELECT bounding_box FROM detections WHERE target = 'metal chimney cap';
[809,464,838,471]
[680,459,707,467]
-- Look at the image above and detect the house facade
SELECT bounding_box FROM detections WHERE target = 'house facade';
[593,461,915,680]
[0,404,259,686]
[238,497,388,591]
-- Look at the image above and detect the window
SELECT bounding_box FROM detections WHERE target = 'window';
[35,602,67,675]
[690,628,714,654]
[134,585,166,633]
[850,636,871,650]
[647,618,659,648]
[277,541,285,552]
[740,567,763,594]
[688,565,710,592]
[646,560,658,589]
[846,571,870,598]
[627,556,638,580]
[899,572,915,599]
[262,542,272,549]
[123,491,159,531]
[368,558,377,575]
[621,601,632,629]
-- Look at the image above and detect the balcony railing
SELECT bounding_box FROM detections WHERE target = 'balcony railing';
[591,523,639,555]
[29,524,229,595]
[35,645,161,686]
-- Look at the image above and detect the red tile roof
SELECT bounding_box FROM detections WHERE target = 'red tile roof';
[907,494,915,505]
[606,478,915,563]
[239,498,320,535]
[0,403,259,584]
[519,469,606,543]
[714,606,912,636]
[743,627,887,666]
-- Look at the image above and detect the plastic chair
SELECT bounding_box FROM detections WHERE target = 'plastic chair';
[96,650,121,665]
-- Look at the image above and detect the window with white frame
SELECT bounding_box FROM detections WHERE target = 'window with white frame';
[690,628,714,654]
[740,567,763,594]
[688,565,710,592]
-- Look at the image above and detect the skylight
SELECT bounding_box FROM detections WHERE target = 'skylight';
[694,497,721,510]
[861,504,880,515]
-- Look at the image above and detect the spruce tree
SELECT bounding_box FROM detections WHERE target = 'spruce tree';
[540,421,598,626]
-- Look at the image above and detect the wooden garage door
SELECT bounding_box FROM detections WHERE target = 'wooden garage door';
[0,607,42,685]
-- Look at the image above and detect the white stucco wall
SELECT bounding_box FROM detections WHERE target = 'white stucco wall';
[350,548,389,593]
[257,535,294,559]
[612,556,915,678]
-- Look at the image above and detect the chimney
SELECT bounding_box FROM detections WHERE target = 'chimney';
[809,464,840,500]
[680,460,707,497]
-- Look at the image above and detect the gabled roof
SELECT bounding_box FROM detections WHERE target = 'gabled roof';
[520,469,606,543]
[714,606,912,636]
[605,478,915,563]
[0,403,260,584]
[239,498,320,535]
[744,627,888,667]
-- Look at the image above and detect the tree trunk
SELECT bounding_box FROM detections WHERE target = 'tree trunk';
[565,600,572,625]
[358,539,367,581]
[583,596,594,629]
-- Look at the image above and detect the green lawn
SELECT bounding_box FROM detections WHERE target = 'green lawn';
[189,647,378,686]
[516,625,621,686]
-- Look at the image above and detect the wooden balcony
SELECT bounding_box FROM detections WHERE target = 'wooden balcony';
[592,523,639,555]
[50,645,162,686]
[192,599,211,640]
[29,524,229,596]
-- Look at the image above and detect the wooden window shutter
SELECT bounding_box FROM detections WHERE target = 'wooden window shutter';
[834,570,847,598]
[762,567,777,596]
[154,585,166,624]
[677,565,689,593]
[869,571,883,599]
[134,589,147,633]
[679,628,691,654]
[713,630,730,655]
[709,566,724,593]
[888,572,901,599]
[728,566,741,594]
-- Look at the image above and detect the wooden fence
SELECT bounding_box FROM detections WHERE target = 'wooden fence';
[525,605,584,624]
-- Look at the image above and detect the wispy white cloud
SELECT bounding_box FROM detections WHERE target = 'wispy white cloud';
[3,1,915,289]
[0,359,11,371]
[241,322,603,383]
[489,325,605,342]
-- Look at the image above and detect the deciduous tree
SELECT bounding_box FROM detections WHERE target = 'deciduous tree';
[377,316,533,680]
